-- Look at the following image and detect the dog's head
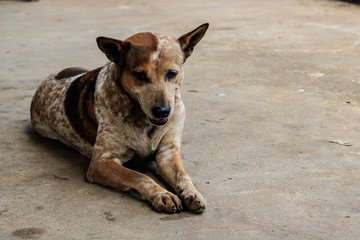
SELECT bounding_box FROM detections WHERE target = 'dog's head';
[96,23,209,126]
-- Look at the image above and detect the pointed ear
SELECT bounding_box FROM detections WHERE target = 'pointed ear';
[96,37,130,63]
[178,23,209,62]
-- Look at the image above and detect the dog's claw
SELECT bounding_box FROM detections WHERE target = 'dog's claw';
[184,195,196,201]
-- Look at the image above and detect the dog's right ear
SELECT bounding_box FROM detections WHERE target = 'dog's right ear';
[96,37,130,63]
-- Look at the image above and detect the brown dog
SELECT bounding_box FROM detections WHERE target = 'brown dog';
[30,23,209,213]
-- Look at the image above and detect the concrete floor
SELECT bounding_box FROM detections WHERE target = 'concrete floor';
[1,0,360,239]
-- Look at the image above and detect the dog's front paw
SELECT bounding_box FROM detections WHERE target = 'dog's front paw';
[151,191,182,213]
[179,188,207,213]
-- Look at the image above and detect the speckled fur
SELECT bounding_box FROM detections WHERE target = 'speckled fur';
[31,73,94,157]
[30,23,209,213]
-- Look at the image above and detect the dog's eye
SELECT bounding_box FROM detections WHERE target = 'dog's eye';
[133,71,149,83]
[166,70,178,80]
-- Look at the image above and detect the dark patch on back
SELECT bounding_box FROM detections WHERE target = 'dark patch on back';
[55,67,89,80]
[64,67,101,145]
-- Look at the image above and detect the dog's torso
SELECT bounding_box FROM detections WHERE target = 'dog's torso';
[31,62,185,161]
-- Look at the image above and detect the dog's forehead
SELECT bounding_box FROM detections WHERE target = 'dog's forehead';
[152,33,183,62]
[125,32,159,51]
[125,32,183,68]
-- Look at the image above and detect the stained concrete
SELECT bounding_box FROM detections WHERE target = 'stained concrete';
[1,0,360,239]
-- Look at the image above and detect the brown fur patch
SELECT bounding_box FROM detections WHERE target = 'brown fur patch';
[64,67,101,145]
[125,32,159,69]
[55,67,89,80]
[125,32,158,50]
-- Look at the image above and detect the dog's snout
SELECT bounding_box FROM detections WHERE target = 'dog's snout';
[152,106,170,118]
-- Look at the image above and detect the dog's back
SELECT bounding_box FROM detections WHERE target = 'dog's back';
[54,67,88,80]
[30,68,96,157]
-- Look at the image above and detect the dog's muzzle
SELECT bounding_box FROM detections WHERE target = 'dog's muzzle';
[150,106,170,125]
[149,117,168,125]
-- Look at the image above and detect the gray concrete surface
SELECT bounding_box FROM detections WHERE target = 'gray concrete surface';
[1,0,360,239]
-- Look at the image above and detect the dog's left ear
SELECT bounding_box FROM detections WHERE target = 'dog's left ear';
[178,23,209,62]
[96,37,130,63]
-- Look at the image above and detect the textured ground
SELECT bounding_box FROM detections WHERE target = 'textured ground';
[1,0,360,239]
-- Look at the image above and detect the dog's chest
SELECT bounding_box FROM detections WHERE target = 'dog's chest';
[98,118,168,159]
[125,124,167,158]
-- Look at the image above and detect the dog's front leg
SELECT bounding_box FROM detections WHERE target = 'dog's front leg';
[86,133,181,213]
[156,145,207,213]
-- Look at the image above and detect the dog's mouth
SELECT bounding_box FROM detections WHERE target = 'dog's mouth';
[149,117,169,126]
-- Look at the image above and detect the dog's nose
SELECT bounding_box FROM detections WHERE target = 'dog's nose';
[152,106,170,118]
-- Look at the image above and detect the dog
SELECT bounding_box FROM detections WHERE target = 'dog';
[30,23,209,213]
